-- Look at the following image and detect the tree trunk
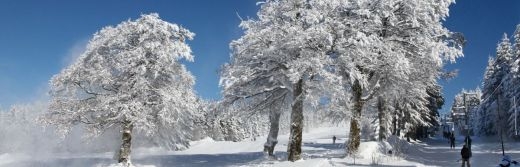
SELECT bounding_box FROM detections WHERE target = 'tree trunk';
[287,78,304,162]
[392,101,398,135]
[347,80,363,155]
[118,121,134,166]
[398,109,405,137]
[264,109,282,157]
[377,96,386,141]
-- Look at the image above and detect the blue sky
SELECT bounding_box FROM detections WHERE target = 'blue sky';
[0,0,259,108]
[442,0,520,114]
[0,0,519,113]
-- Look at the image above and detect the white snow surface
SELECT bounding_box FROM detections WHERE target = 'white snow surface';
[2,127,520,167]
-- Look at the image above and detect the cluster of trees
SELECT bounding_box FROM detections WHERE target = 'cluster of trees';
[0,0,464,166]
[222,0,461,161]
[449,88,481,135]
[474,24,520,137]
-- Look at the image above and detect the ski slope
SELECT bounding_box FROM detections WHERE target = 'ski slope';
[1,127,519,167]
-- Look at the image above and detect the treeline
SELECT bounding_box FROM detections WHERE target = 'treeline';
[221,0,461,160]
[474,25,520,137]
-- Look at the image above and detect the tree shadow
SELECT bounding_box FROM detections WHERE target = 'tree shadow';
[3,157,113,167]
[302,142,346,159]
[4,152,289,167]
[134,152,267,167]
[304,142,343,150]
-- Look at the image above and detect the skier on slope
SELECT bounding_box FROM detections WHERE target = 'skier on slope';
[498,155,519,167]
[460,144,471,167]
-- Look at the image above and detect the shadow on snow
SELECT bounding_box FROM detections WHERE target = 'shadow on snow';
[4,152,268,167]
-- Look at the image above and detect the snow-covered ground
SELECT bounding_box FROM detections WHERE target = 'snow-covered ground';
[2,127,519,167]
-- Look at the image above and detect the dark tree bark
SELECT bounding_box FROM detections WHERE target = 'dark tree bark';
[118,121,134,166]
[392,101,399,135]
[287,78,304,162]
[377,96,387,141]
[347,80,363,155]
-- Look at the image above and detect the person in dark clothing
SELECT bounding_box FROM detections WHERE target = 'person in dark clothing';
[450,133,456,149]
[461,144,471,167]
[332,135,337,144]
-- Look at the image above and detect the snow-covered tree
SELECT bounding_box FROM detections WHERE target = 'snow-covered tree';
[41,13,199,166]
[326,0,462,153]
[224,0,462,158]
[477,57,498,135]
[513,25,520,74]
[478,34,514,136]
[498,34,519,137]
[506,25,520,136]
[387,0,461,136]
[498,34,515,102]
[474,28,520,137]
[449,88,480,137]
[221,18,293,155]
[425,85,445,129]
[498,34,514,136]
[220,2,294,156]
[221,0,343,161]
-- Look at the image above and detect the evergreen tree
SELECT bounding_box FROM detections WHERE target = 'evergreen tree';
[478,57,498,135]
[507,26,520,136]
[478,34,513,136]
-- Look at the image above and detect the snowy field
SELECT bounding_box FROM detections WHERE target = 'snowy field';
[1,127,519,167]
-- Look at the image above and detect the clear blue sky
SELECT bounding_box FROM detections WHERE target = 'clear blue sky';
[442,0,520,114]
[0,0,259,108]
[0,0,519,113]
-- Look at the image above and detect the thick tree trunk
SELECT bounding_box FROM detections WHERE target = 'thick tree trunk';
[287,78,304,162]
[377,96,386,141]
[118,121,134,166]
[347,80,363,155]
[264,109,282,157]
